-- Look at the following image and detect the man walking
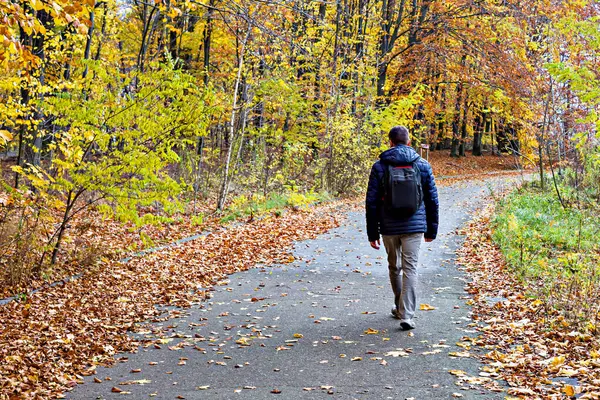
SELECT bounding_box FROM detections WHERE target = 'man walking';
[365,126,439,330]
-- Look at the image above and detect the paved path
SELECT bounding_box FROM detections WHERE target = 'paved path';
[69,178,519,400]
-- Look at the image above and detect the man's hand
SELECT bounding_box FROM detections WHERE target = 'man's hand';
[370,239,381,250]
[425,238,434,243]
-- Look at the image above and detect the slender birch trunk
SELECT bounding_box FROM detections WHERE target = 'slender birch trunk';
[217,26,251,211]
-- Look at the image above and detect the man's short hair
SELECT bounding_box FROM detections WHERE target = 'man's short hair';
[389,126,410,145]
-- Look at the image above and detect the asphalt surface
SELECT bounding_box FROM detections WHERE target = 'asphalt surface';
[68,177,520,400]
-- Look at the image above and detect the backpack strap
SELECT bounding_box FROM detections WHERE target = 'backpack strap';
[381,163,390,201]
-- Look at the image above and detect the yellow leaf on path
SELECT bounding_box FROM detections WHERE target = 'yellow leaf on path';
[420,304,436,311]
[235,337,250,346]
[563,384,577,396]
[293,333,303,338]
[557,367,578,377]
[364,328,379,335]
[449,369,466,376]
[563,385,575,396]
[546,355,566,368]
[449,351,471,358]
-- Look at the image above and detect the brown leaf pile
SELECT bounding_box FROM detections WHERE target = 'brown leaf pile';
[0,197,232,299]
[0,202,345,399]
[457,205,600,399]
[428,153,527,177]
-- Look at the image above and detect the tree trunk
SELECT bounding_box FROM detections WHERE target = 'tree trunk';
[433,84,446,150]
[539,79,554,190]
[472,109,483,156]
[136,3,158,72]
[450,82,462,158]
[94,2,108,61]
[324,0,343,191]
[458,96,468,156]
[217,27,250,211]
[82,2,96,79]
[202,0,215,85]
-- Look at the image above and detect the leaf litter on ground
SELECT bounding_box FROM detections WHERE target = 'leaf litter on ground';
[455,204,600,399]
[0,201,347,399]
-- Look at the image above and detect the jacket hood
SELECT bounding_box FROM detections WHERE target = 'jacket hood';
[379,145,420,165]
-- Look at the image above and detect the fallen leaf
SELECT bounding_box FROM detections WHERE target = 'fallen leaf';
[448,351,471,358]
[563,385,575,396]
[236,337,251,346]
[385,350,410,357]
[119,379,151,385]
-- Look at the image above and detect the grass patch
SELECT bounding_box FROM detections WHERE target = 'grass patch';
[219,191,331,224]
[492,182,600,330]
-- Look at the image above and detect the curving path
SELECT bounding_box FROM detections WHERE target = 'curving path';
[68,177,522,400]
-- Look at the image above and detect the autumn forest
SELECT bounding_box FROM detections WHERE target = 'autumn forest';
[1,0,600,398]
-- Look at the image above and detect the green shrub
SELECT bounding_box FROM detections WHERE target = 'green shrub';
[218,190,330,224]
[492,182,600,330]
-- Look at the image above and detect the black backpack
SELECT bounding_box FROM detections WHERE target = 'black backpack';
[382,160,423,218]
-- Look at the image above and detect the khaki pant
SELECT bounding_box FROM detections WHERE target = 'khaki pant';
[382,233,423,320]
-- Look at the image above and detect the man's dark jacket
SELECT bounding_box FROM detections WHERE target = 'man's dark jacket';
[365,144,439,242]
